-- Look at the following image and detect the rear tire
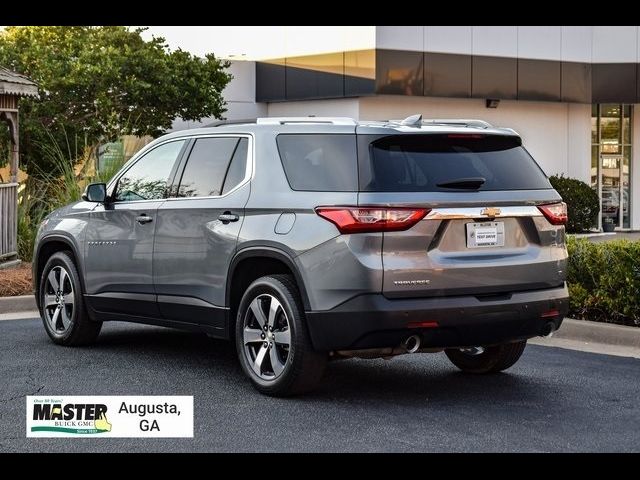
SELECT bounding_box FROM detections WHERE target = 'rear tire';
[445,340,527,374]
[39,251,102,346]
[235,274,327,396]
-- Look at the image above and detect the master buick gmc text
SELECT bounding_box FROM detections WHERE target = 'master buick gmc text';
[33,115,569,396]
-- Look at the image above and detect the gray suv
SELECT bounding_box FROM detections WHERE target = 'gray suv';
[33,115,569,396]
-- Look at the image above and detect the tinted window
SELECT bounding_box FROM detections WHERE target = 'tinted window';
[114,140,185,201]
[360,134,551,192]
[277,134,357,191]
[178,137,240,197]
[222,138,249,194]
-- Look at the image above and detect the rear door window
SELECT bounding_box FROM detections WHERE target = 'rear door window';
[277,134,358,191]
[221,138,249,194]
[177,137,244,198]
[359,134,552,192]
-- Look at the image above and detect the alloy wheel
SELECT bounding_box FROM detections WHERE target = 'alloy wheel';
[242,294,291,380]
[43,266,75,333]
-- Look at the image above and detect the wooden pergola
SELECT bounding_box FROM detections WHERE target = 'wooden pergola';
[0,67,37,264]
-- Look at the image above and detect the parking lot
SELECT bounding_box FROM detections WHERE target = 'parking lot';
[1,318,639,452]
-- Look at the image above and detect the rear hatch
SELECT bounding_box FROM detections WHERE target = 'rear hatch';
[356,129,566,299]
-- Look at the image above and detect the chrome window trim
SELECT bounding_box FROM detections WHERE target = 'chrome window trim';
[425,206,543,220]
[107,133,254,205]
[106,138,188,205]
[164,133,254,202]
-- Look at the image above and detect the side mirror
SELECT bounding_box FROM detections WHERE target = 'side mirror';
[82,183,107,203]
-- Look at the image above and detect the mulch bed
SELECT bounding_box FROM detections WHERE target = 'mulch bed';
[0,262,32,296]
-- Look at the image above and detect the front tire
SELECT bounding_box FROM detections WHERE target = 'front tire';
[445,340,527,374]
[39,251,102,346]
[235,274,327,396]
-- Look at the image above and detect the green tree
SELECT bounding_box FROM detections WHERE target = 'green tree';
[0,26,232,175]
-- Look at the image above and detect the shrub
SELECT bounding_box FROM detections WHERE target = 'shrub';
[549,175,599,233]
[567,236,640,326]
[16,131,127,262]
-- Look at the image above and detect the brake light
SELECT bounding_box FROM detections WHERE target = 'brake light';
[538,202,567,225]
[446,134,484,139]
[315,207,430,233]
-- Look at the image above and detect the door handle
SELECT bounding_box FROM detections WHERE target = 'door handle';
[136,214,153,225]
[218,212,240,223]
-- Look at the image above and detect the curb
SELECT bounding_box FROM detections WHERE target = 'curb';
[0,295,36,314]
[555,318,640,348]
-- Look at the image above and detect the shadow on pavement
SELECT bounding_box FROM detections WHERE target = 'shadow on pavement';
[92,323,560,405]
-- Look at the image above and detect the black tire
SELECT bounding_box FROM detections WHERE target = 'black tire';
[235,274,327,396]
[39,251,102,346]
[445,340,527,374]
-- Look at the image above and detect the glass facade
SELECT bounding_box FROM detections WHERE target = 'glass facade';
[255,51,376,102]
[591,104,633,229]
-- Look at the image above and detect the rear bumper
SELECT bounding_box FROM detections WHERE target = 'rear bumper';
[305,284,569,351]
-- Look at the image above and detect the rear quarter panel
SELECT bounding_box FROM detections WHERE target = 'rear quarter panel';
[238,127,383,311]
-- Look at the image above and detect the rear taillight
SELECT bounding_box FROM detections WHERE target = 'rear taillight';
[315,207,430,233]
[538,202,568,225]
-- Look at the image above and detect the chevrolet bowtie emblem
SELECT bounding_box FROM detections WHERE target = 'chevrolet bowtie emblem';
[481,207,501,217]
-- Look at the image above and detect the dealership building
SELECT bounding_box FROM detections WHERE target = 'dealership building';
[163,26,640,230]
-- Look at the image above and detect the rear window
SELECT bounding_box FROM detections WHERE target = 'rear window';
[277,134,358,191]
[359,134,552,192]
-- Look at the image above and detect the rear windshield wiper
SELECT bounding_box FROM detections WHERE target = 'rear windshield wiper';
[436,177,486,189]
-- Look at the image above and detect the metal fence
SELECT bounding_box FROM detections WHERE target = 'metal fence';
[0,182,18,262]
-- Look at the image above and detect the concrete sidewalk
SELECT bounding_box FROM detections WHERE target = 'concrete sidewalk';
[0,294,35,313]
[572,231,640,243]
[531,319,640,358]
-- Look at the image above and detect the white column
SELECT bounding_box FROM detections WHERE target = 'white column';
[566,103,592,184]
[632,105,640,229]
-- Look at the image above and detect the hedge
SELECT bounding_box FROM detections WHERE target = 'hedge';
[567,237,640,326]
[549,175,599,233]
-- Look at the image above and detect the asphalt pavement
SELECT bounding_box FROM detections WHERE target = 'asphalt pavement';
[1,318,639,452]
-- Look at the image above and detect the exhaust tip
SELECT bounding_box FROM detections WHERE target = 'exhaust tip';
[541,321,556,338]
[403,335,421,353]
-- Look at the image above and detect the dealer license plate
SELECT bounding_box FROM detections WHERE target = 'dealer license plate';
[466,222,505,248]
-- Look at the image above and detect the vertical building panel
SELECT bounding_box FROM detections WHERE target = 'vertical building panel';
[256,59,286,102]
[375,49,424,96]
[517,26,562,61]
[561,62,592,103]
[424,53,471,98]
[375,26,423,52]
[592,63,637,103]
[592,26,637,63]
[518,58,561,101]
[424,26,472,55]
[345,50,376,97]
[472,55,517,99]
[561,26,593,63]
[472,26,518,58]
[286,53,344,100]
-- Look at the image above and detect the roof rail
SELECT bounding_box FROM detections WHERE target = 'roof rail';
[205,118,257,127]
[257,117,357,126]
[422,118,493,129]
